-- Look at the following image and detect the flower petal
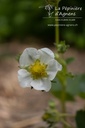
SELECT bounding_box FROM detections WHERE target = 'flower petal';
[40,48,54,58]
[18,69,32,88]
[47,59,62,80]
[31,78,51,92]
[38,48,54,64]
[19,48,39,67]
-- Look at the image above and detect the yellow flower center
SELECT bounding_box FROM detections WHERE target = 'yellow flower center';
[29,60,48,79]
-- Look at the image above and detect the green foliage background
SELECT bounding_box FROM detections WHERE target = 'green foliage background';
[0,0,85,49]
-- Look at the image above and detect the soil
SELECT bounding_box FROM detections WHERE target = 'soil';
[0,39,85,128]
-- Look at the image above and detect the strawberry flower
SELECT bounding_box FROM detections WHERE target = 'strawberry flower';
[18,48,62,92]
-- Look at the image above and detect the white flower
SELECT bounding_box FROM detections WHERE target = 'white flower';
[18,48,62,92]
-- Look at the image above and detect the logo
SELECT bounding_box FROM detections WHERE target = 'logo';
[39,4,54,17]
[45,4,54,17]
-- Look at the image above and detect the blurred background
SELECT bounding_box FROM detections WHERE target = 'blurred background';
[0,0,85,48]
[0,0,85,128]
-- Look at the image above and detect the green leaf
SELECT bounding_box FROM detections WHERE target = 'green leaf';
[79,74,85,93]
[51,78,62,90]
[66,74,85,98]
[66,76,80,95]
[65,57,75,65]
[51,78,74,101]
[75,110,85,128]
[51,74,85,100]
[51,90,74,101]
[79,93,85,98]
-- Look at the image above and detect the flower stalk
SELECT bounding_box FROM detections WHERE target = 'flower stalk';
[55,0,67,128]
[61,84,67,128]
[55,2,59,46]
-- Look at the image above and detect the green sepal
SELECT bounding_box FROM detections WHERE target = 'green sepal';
[57,41,69,53]
[66,72,75,78]
[42,100,60,125]
[16,53,21,62]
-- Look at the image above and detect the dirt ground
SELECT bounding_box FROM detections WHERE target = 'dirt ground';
[0,39,85,128]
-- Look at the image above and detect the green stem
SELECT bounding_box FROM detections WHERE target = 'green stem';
[55,2,59,46]
[61,85,66,112]
[55,1,67,127]
[60,113,75,118]
[61,84,67,128]
[61,119,72,128]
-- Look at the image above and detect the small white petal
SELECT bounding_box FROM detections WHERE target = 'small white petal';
[47,59,62,80]
[19,48,39,67]
[38,48,54,64]
[40,48,54,58]
[31,78,51,92]
[18,69,32,88]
